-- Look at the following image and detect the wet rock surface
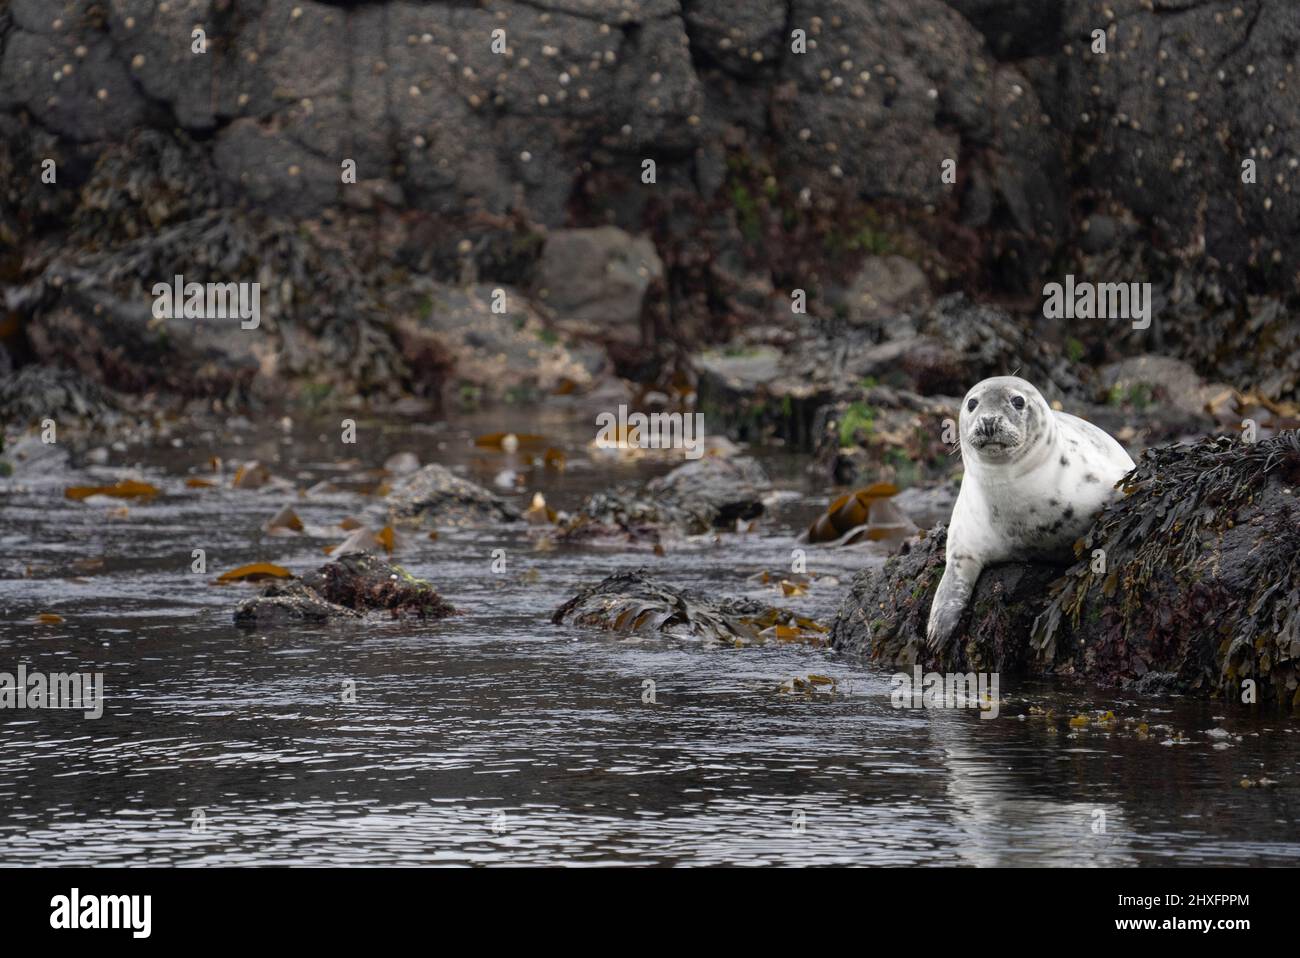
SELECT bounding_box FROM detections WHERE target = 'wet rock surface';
[553,569,826,644]
[830,526,1063,673]
[234,552,455,626]
[233,580,362,627]
[0,364,119,429]
[382,463,521,528]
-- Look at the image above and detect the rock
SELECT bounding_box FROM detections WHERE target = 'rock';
[553,569,826,644]
[382,464,520,528]
[0,433,71,477]
[211,120,340,218]
[9,201,446,402]
[772,0,1065,284]
[534,227,663,352]
[234,553,454,626]
[830,526,1061,672]
[330,526,398,559]
[234,580,361,627]
[892,479,961,529]
[695,345,833,449]
[682,0,787,78]
[0,364,118,428]
[697,294,1082,455]
[837,255,931,326]
[645,455,770,525]
[947,0,1062,60]
[831,431,1300,705]
[811,386,957,487]
[911,294,1083,399]
[307,553,455,619]
[383,451,421,476]
[554,456,769,541]
[1034,432,1300,704]
[1061,0,1300,294]
[6,0,1291,420]
[393,281,605,406]
[1097,355,1225,423]
[0,5,148,141]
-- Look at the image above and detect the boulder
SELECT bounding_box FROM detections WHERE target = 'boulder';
[1060,0,1300,294]
[392,281,605,406]
[233,580,362,627]
[533,227,664,350]
[0,364,118,429]
[836,255,931,326]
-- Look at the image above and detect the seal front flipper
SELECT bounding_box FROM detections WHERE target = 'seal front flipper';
[926,554,982,652]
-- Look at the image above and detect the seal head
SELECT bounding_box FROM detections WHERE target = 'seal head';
[959,376,1052,467]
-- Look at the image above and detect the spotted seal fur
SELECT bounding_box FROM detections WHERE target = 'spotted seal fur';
[926,376,1135,650]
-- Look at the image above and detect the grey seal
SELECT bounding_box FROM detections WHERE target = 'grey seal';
[926,376,1135,650]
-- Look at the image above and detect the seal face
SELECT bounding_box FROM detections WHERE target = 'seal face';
[926,376,1135,651]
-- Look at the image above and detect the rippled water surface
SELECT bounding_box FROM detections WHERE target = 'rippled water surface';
[2,409,1297,865]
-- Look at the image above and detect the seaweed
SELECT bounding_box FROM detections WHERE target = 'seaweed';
[1035,431,1300,703]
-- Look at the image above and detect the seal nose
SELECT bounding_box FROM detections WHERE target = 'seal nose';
[977,415,1001,437]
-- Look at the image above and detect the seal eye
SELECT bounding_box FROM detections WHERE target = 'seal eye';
[967,398,978,412]
[1010,396,1025,411]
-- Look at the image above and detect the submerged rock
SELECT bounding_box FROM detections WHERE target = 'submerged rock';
[554,456,769,541]
[553,570,826,645]
[831,432,1300,706]
[234,553,455,626]
[382,464,520,528]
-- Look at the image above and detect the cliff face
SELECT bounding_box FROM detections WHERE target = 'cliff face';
[2,0,1297,413]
